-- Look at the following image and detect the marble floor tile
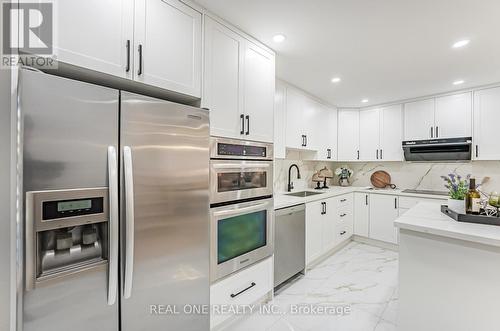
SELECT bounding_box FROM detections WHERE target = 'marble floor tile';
[224,241,399,331]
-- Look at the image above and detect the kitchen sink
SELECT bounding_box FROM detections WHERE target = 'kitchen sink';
[285,191,324,197]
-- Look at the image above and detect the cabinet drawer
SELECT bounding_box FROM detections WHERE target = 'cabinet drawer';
[337,206,353,224]
[399,196,446,209]
[210,257,272,327]
[335,223,353,243]
[334,194,353,209]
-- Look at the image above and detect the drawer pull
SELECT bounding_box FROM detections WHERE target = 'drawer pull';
[340,198,347,203]
[340,231,346,235]
[230,282,256,298]
[340,213,347,217]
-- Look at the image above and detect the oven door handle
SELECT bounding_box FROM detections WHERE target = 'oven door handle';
[213,202,271,218]
[212,163,271,169]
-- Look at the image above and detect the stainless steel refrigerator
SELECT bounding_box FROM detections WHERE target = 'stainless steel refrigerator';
[19,68,210,331]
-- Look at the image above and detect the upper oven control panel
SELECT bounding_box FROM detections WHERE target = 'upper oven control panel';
[210,137,273,160]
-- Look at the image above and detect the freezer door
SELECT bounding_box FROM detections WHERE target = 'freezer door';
[120,92,210,331]
[20,69,119,331]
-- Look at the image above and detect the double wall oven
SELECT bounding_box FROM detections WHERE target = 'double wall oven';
[210,137,274,282]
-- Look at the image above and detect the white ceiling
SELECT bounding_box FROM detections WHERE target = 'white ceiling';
[194,0,500,107]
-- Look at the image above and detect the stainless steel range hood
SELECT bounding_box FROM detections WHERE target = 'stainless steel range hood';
[402,137,472,162]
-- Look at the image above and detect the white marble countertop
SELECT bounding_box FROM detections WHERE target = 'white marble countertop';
[395,202,500,247]
[274,186,447,210]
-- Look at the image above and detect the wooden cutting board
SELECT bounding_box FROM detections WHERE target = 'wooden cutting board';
[371,170,397,189]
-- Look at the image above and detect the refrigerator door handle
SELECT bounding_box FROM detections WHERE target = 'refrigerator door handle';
[107,146,119,305]
[123,146,135,299]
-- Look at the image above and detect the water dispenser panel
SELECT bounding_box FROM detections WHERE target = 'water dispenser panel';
[25,188,109,290]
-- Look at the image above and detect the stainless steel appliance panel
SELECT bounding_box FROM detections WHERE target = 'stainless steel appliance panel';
[120,92,210,331]
[274,204,305,287]
[210,159,273,204]
[20,69,119,331]
[402,137,472,161]
[210,137,273,160]
[210,198,274,282]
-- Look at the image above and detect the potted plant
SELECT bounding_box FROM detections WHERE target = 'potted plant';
[441,173,469,213]
[335,166,353,187]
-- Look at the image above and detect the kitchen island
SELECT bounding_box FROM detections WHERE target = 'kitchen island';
[395,202,500,331]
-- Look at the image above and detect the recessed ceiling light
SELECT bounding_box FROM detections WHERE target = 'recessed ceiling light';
[452,39,470,49]
[453,80,465,85]
[361,99,369,103]
[273,34,286,43]
[331,77,341,83]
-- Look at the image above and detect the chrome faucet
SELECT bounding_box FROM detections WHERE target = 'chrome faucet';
[287,164,301,192]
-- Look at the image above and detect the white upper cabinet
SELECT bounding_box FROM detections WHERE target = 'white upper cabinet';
[53,0,203,97]
[380,104,403,161]
[285,86,317,150]
[285,87,307,149]
[204,17,244,140]
[274,81,286,159]
[243,42,275,143]
[435,93,472,139]
[53,0,134,78]
[404,99,435,140]
[134,0,202,97]
[338,110,360,161]
[315,104,338,161]
[203,16,275,142]
[359,108,381,161]
[474,87,500,160]
[404,93,472,140]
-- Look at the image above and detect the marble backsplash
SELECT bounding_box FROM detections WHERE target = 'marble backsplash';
[274,150,500,194]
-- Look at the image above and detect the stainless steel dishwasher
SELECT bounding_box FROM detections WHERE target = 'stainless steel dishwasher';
[274,204,305,287]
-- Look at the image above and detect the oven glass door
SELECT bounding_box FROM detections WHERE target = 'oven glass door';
[217,209,267,264]
[210,160,273,204]
[210,198,274,281]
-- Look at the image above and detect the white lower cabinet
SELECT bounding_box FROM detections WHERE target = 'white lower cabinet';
[306,194,353,266]
[210,257,273,329]
[306,200,326,265]
[369,194,399,244]
[354,192,370,237]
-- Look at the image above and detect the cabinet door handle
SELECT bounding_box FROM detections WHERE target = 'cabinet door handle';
[394,197,398,209]
[436,126,439,138]
[340,198,347,203]
[301,135,305,147]
[340,231,346,235]
[365,194,368,205]
[324,202,327,215]
[327,149,331,159]
[475,145,479,158]
[430,126,433,138]
[125,40,131,73]
[240,114,245,134]
[357,150,360,160]
[376,149,379,159]
[380,149,383,160]
[245,115,250,135]
[137,44,143,76]
[230,282,256,298]
[304,135,308,147]
[340,213,346,217]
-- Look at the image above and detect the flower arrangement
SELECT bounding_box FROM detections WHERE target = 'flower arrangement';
[335,166,353,179]
[440,173,470,200]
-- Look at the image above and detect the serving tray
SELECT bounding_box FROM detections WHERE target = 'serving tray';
[441,205,500,226]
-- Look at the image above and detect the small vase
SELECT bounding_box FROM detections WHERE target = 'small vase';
[447,198,465,214]
[339,177,350,187]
